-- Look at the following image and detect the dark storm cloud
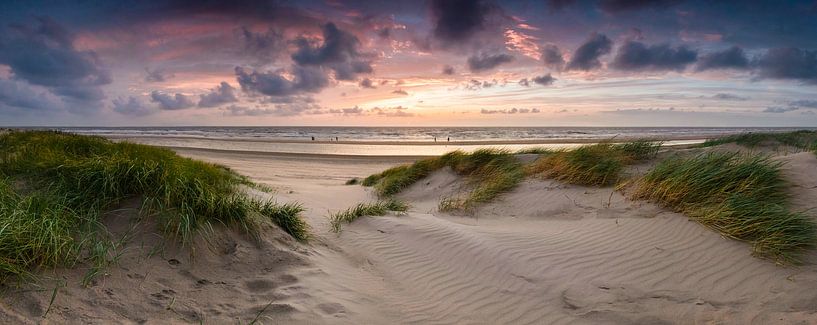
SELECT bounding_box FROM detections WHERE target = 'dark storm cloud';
[532,74,557,86]
[198,81,238,107]
[695,46,750,71]
[611,41,697,71]
[754,47,817,84]
[0,17,111,105]
[240,27,286,64]
[566,33,612,71]
[235,66,329,97]
[150,91,194,110]
[112,96,151,116]
[144,67,173,82]
[541,44,565,71]
[597,0,684,13]
[467,53,514,72]
[442,65,455,75]
[291,23,373,81]
[359,78,376,88]
[376,28,391,39]
[430,0,492,45]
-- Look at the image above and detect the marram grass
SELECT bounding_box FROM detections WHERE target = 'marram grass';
[527,141,661,186]
[363,149,524,211]
[632,152,816,264]
[702,130,817,150]
[329,200,409,233]
[0,131,308,282]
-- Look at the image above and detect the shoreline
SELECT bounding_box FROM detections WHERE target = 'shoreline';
[107,134,719,146]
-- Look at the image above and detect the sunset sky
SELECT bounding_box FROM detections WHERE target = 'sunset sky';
[1,0,817,126]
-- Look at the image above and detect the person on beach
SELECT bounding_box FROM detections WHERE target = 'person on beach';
[311,136,315,141]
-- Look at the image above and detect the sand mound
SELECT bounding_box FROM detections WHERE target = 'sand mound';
[0,197,325,324]
[6,147,817,324]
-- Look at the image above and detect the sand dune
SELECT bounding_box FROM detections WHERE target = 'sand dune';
[3,147,816,324]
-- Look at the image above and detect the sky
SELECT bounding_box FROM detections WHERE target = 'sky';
[1,0,817,127]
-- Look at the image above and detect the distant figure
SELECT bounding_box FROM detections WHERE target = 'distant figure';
[447,137,450,142]
[311,136,315,141]
[336,136,339,141]
[434,137,437,142]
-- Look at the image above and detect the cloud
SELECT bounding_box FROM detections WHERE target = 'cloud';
[430,0,492,45]
[611,41,697,71]
[291,23,373,80]
[518,78,530,87]
[754,47,817,84]
[240,26,286,64]
[0,17,111,106]
[112,96,151,116]
[598,0,684,13]
[235,66,329,97]
[467,53,514,72]
[359,78,376,88]
[566,33,612,71]
[532,74,556,86]
[763,106,799,113]
[789,99,817,108]
[392,89,408,95]
[0,78,63,111]
[761,100,817,113]
[711,93,747,101]
[150,91,195,110]
[370,106,414,117]
[222,100,323,116]
[329,106,365,115]
[144,67,174,82]
[442,65,455,75]
[541,44,565,70]
[480,108,540,114]
[198,81,238,107]
[695,46,750,71]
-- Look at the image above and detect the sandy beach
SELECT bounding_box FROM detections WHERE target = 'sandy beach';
[2,136,816,324]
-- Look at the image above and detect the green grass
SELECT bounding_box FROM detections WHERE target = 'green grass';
[702,130,817,150]
[0,131,307,282]
[363,149,525,211]
[527,141,662,186]
[632,152,816,263]
[329,200,409,233]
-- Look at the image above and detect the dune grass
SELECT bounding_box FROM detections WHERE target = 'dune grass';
[363,149,525,211]
[632,152,816,263]
[702,130,817,150]
[0,131,307,282]
[329,200,409,233]
[526,140,662,186]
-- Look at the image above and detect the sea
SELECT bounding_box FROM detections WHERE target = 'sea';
[40,126,816,156]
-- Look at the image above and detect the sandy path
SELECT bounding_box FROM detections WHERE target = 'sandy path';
[176,149,817,324]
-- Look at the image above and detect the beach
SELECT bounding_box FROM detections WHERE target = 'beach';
[2,132,816,324]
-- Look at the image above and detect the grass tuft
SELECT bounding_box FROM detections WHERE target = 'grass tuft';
[0,131,307,282]
[632,152,816,263]
[363,149,525,212]
[702,130,817,150]
[527,141,661,186]
[329,200,409,233]
[345,178,359,185]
